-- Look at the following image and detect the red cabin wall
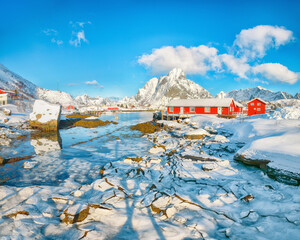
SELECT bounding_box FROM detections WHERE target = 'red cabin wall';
[247,99,266,116]
[168,106,219,114]
[167,103,244,115]
[222,107,229,115]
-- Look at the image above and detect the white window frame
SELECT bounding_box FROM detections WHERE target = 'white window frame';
[251,103,254,106]
[169,107,173,112]
[257,103,261,106]
[257,108,261,111]
[204,107,210,113]
[254,108,256,110]
[190,107,195,112]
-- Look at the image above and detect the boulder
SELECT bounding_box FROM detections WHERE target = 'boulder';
[29,100,61,132]
[185,128,209,140]
[3,108,11,116]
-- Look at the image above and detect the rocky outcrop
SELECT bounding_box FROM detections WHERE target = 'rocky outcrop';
[29,100,61,132]
[234,153,300,186]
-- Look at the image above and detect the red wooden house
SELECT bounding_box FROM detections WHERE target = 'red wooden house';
[167,98,243,115]
[247,98,266,116]
[67,105,75,110]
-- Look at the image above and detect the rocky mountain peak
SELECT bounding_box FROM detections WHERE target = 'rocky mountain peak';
[167,68,186,80]
[134,68,212,106]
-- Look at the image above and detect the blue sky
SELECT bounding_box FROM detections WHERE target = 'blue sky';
[0,0,299,98]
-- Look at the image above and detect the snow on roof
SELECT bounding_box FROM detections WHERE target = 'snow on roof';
[247,98,268,104]
[167,98,237,107]
[234,101,243,107]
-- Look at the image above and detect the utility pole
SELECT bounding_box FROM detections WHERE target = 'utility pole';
[160,96,164,120]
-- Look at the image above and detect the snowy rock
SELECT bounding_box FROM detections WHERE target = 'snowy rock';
[60,204,89,224]
[185,128,209,139]
[210,135,229,143]
[23,161,37,169]
[2,108,11,116]
[149,145,166,154]
[202,163,217,171]
[29,100,62,131]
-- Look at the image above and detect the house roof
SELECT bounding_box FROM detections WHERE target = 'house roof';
[167,98,239,107]
[247,98,267,104]
[234,101,243,107]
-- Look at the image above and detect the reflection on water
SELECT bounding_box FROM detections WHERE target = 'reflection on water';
[30,131,62,154]
[0,112,154,186]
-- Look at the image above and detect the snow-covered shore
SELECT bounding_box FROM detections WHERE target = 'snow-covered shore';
[0,113,299,239]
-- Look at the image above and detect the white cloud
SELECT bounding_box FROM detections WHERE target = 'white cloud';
[252,63,299,84]
[69,30,88,47]
[51,38,63,46]
[43,29,57,36]
[85,80,99,85]
[69,21,90,47]
[84,80,103,88]
[138,25,297,85]
[77,21,91,27]
[138,45,221,75]
[234,25,294,59]
[43,29,63,46]
[220,54,250,78]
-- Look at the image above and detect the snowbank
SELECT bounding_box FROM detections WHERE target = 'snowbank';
[191,115,300,184]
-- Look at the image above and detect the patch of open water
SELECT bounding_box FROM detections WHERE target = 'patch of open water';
[0,112,154,187]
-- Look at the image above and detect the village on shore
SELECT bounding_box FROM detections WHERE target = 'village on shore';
[0,70,300,239]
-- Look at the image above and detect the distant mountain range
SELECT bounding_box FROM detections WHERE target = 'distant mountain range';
[217,86,296,102]
[0,64,299,108]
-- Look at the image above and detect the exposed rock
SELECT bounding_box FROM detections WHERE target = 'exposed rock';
[29,100,62,132]
[71,119,117,128]
[234,153,270,169]
[234,153,300,185]
[124,156,143,164]
[241,195,254,202]
[5,210,29,218]
[130,121,162,135]
[60,204,90,224]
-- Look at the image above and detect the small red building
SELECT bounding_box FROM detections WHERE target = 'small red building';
[108,107,119,111]
[247,98,266,116]
[167,98,243,115]
[67,105,75,110]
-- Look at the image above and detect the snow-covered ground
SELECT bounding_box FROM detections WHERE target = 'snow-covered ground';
[0,112,299,239]
[0,103,31,128]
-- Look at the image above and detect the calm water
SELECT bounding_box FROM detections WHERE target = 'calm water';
[0,112,154,187]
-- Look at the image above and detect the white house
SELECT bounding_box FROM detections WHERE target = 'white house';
[0,93,8,105]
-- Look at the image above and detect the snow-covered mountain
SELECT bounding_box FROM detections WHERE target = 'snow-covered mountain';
[37,88,75,107]
[0,64,38,99]
[75,94,118,106]
[294,93,300,99]
[0,64,76,107]
[218,86,294,102]
[135,68,212,106]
